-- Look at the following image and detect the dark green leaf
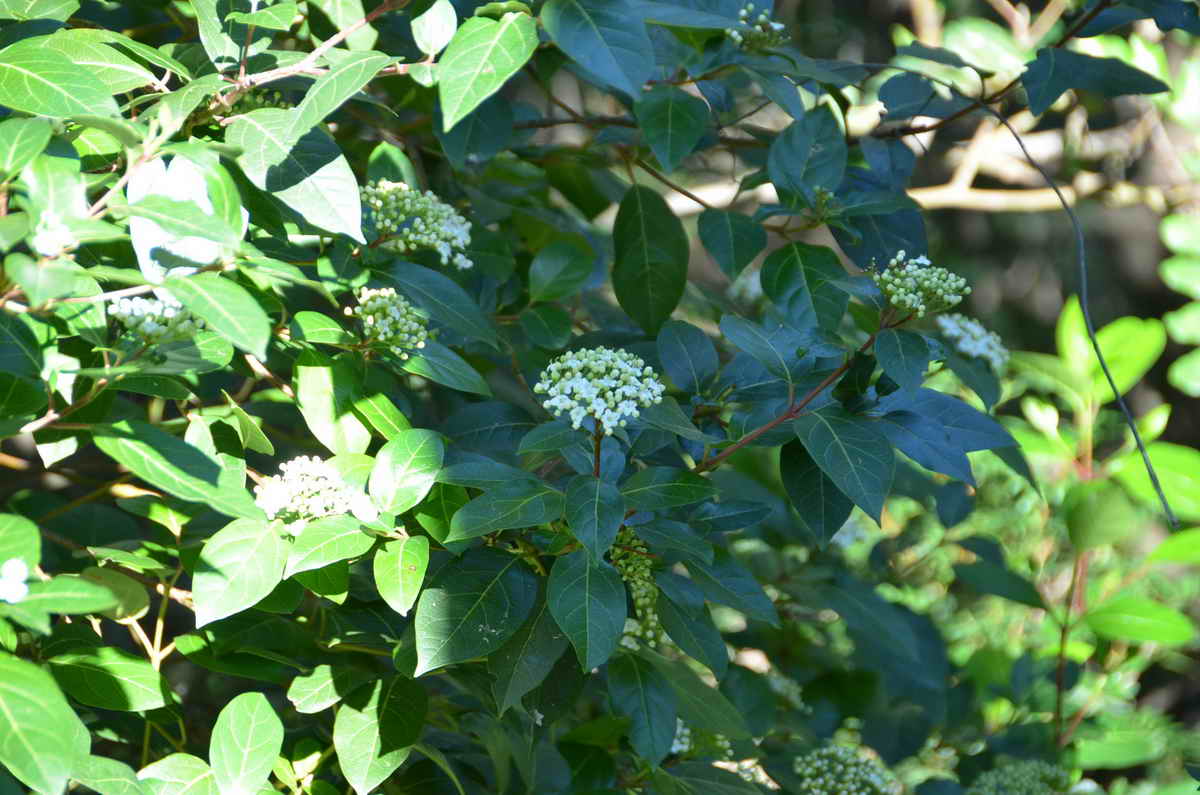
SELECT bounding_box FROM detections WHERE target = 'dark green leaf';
[953,561,1044,609]
[541,0,653,96]
[759,242,848,332]
[634,85,709,173]
[287,664,372,714]
[637,397,721,443]
[0,117,51,180]
[1022,48,1169,116]
[0,311,43,378]
[696,209,766,279]
[402,341,492,396]
[875,329,929,391]
[520,304,573,349]
[793,408,895,522]
[447,481,565,541]
[620,467,716,511]
[385,263,499,348]
[548,550,626,670]
[413,547,538,674]
[528,240,593,302]
[767,107,847,204]
[607,653,676,765]
[656,320,718,394]
[876,411,973,485]
[656,584,727,678]
[612,185,688,335]
[640,648,749,739]
[565,475,625,561]
[685,549,779,627]
[718,315,807,384]
[489,596,569,715]
[779,438,854,546]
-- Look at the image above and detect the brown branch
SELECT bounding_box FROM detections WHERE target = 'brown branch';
[636,159,713,210]
[39,528,194,609]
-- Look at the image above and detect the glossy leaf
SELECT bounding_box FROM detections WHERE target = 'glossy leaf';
[136,754,216,795]
[489,596,568,715]
[779,438,854,546]
[612,185,688,335]
[0,40,118,118]
[528,240,593,302]
[620,467,716,511]
[0,652,90,795]
[285,516,373,578]
[438,13,538,131]
[1023,48,1168,116]
[541,0,653,96]
[635,85,709,172]
[193,519,288,627]
[370,428,444,514]
[166,273,270,360]
[607,653,676,765]
[697,209,766,279]
[446,481,565,542]
[1086,596,1195,645]
[793,408,894,522]
[385,264,499,349]
[565,475,625,561]
[759,242,848,332]
[210,692,283,795]
[656,320,718,394]
[333,676,427,794]
[374,536,429,616]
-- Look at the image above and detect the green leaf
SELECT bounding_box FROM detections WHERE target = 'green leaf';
[1086,595,1195,645]
[696,209,766,279]
[308,0,378,49]
[165,273,271,360]
[193,519,288,627]
[141,332,234,376]
[385,264,499,348]
[612,185,688,335]
[520,304,572,349]
[413,547,538,674]
[192,0,273,72]
[0,39,118,118]
[287,664,372,714]
[1115,442,1200,522]
[137,754,216,795]
[370,428,444,514]
[71,755,145,795]
[0,117,51,180]
[285,516,373,578]
[541,0,653,96]
[528,240,593,302]
[639,648,749,739]
[1022,48,1168,116]
[291,51,392,135]
[656,320,718,395]
[488,596,568,714]
[953,560,1044,609]
[0,0,79,21]
[620,467,716,511]
[718,315,807,384]
[0,311,43,378]
[294,349,372,456]
[655,577,727,678]
[658,762,762,794]
[3,254,80,307]
[566,475,626,561]
[93,420,260,519]
[0,514,38,569]
[875,329,929,391]
[634,86,709,173]
[1148,528,1200,564]
[210,692,283,795]
[333,676,426,795]
[767,107,847,204]
[1065,481,1139,550]
[607,653,676,765]
[793,408,895,523]
[49,645,171,711]
[547,550,626,670]
[126,196,239,249]
[437,12,538,131]
[291,310,356,345]
[227,1,297,29]
[412,0,457,56]
[446,481,565,542]
[19,575,118,615]
[228,109,364,242]
[374,536,429,616]
[779,439,854,546]
[42,29,157,95]
[0,652,89,795]
[1088,316,1166,403]
[402,341,492,396]
[685,549,779,627]
[759,242,849,333]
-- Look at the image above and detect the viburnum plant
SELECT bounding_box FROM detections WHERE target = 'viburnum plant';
[0,0,1190,793]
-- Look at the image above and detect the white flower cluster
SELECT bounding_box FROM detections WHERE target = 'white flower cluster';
[873,251,970,318]
[936,313,1009,373]
[612,526,665,649]
[671,719,692,755]
[725,3,789,50]
[965,760,1071,795]
[110,293,204,344]
[361,179,473,270]
[792,745,894,795]
[534,347,665,435]
[254,456,377,530]
[345,287,429,360]
[0,559,29,604]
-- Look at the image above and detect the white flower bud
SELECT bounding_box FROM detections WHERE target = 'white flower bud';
[965,760,1071,794]
[936,313,1009,373]
[254,456,371,532]
[360,179,473,269]
[533,347,665,436]
[792,745,896,794]
[347,287,430,360]
[110,292,205,344]
[873,253,971,318]
[0,558,29,604]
